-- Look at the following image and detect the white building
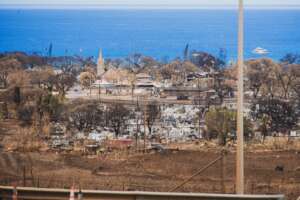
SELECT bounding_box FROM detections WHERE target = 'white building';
[135,73,156,95]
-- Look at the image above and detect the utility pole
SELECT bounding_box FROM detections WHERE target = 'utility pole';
[236,0,244,194]
[89,77,92,97]
[143,101,148,153]
[136,96,140,152]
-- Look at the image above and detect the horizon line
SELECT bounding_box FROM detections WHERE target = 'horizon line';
[1,4,300,10]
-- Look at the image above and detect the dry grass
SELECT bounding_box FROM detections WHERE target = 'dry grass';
[5,127,44,152]
[0,149,300,200]
[1,119,300,199]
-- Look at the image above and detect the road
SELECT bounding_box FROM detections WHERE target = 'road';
[69,94,194,106]
[0,186,284,200]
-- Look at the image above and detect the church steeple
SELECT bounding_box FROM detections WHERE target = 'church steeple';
[97,49,105,77]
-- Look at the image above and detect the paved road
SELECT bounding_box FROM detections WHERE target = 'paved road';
[0,186,284,200]
[69,94,194,106]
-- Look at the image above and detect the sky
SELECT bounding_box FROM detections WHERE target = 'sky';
[0,0,299,7]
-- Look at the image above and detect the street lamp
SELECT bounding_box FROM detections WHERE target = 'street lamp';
[236,0,244,194]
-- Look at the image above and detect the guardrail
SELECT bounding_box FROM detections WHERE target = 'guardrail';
[0,186,285,200]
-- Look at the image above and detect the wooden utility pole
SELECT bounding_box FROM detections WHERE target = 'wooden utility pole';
[89,78,92,97]
[221,151,226,193]
[136,97,140,152]
[23,166,26,187]
[143,104,147,153]
[236,0,245,194]
[98,85,101,101]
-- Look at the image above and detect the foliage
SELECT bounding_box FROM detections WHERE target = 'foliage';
[246,58,299,99]
[79,71,96,89]
[52,72,76,99]
[14,52,46,68]
[0,102,8,120]
[213,70,234,103]
[14,88,64,131]
[0,57,22,88]
[246,58,279,98]
[144,101,161,135]
[160,60,198,85]
[17,104,34,126]
[103,68,131,84]
[106,104,131,138]
[37,93,63,122]
[205,108,252,145]
[190,51,225,70]
[251,98,298,135]
[13,87,21,105]
[280,53,300,64]
[8,70,31,88]
[29,67,55,90]
[69,101,103,132]
[275,64,299,99]
[193,94,213,139]
[205,108,235,145]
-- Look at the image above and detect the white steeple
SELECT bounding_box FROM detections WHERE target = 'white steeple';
[97,49,105,77]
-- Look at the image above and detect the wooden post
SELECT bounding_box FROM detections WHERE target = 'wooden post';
[136,97,139,152]
[22,166,26,187]
[12,185,18,200]
[89,78,92,97]
[98,85,101,101]
[143,104,147,153]
[69,185,75,200]
[78,188,83,200]
[37,176,40,188]
[236,0,245,194]
[221,152,226,193]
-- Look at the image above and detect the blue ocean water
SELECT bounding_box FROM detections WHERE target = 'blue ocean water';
[0,9,299,61]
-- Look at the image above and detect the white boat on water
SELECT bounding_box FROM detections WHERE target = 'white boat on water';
[252,47,269,55]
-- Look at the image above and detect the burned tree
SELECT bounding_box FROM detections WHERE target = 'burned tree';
[29,67,56,90]
[251,98,298,136]
[107,104,131,138]
[190,51,225,70]
[69,101,103,132]
[144,101,161,136]
[52,72,76,99]
[205,108,236,146]
[280,53,300,64]
[246,58,280,99]
[33,91,64,134]
[0,57,22,88]
[17,105,34,126]
[213,71,234,104]
[193,93,213,139]
[205,108,253,146]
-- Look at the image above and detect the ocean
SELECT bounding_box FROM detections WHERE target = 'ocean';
[0,8,299,61]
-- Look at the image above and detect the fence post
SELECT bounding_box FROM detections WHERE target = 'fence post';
[251,181,255,194]
[37,176,40,188]
[78,188,83,200]
[22,166,26,187]
[220,151,226,193]
[12,185,18,200]
[69,185,75,200]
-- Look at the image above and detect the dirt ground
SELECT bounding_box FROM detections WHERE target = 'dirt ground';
[0,120,300,200]
[0,149,299,200]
